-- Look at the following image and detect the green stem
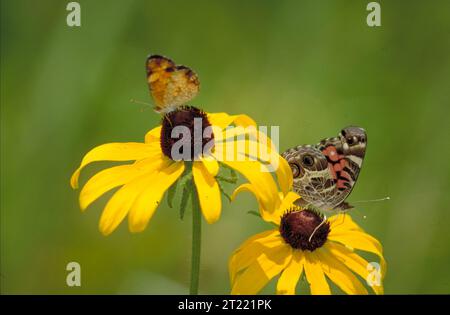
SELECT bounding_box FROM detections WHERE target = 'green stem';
[189,182,201,295]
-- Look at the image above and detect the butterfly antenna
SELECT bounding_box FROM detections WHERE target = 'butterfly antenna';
[130,98,153,112]
[352,196,391,204]
[309,214,327,243]
[345,197,389,220]
[163,113,174,127]
[349,207,367,220]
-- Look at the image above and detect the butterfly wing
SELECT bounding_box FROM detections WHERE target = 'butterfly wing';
[282,126,367,212]
[316,126,367,210]
[146,55,200,113]
[282,145,336,210]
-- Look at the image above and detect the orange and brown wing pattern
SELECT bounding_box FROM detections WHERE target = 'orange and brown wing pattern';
[282,126,367,212]
[146,55,200,113]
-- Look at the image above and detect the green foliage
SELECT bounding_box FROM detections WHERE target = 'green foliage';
[167,181,177,208]
[179,183,193,221]
[2,0,450,294]
[247,210,261,218]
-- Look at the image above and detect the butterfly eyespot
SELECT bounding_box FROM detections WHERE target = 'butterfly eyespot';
[302,155,314,167]
[290,163,300,178]
[284,126,366,212]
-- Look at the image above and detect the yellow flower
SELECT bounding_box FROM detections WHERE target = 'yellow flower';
[70,107,290,235]
[230,188,387,295]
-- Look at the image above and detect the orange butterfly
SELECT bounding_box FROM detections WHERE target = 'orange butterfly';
[146,55,200,114]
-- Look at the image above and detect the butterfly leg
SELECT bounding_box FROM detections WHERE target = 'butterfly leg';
[339,211,346,226]
[339,202,354,210]
[332,202,353,227]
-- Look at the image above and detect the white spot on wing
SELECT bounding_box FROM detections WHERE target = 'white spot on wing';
[348,155,363,167]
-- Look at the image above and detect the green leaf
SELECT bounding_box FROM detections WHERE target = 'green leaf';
[217,180,231,202]
[167,181,177,208]
[218,164,239,184]
[247,210,261,218]
[180,181,193,220]
[216,175,235,184]
[230,168,237,182]
[174,165,194,220]
[178,168,193,187]
[167,165,192,212]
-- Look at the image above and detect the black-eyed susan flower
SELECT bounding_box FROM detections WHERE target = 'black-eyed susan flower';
[229,186,386,295]
[70,107,290,235]
[71,54,296,295]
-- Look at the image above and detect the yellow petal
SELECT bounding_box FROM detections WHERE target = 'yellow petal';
[230,183,258,203]
[276,156,293,195]
[80,164,135,211]
[207,113,256,130]
[128,162,185,233]
[328,229,387,279]
[270,191,301,225]
[71,142,160,189]
[231,242,292,295]
[214,138,276,164]
[199,155,219,177]
[229,230,282,284]
[98,160,167,236]
[192,161,221,224]
[325,242,384,294]
[230,184,273,223]
[232,230,280,254]
[207,112,235,130]
[79,155,164,211]
[222,160,279,217]
[216,128,276,161]
[213,139,253,162]
[246,130,287,186]
[214,131,288,195]
[276,250,304,295]
[231,188,299,226]
[303,251,331,295]
[144,126,162,143]
[217,126,257,143]
[328,213,364,232]
[315,248,368,295]
[231,114,256,127]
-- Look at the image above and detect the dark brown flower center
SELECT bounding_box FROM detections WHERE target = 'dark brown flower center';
[160,106,214,160]
[279,209,330,251]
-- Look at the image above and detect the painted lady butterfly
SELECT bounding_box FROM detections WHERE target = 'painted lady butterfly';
[282,126,367,212]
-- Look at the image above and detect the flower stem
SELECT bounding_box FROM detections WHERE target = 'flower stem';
[189,182,201,295]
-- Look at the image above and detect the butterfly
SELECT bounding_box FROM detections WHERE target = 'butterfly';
[146,55,200,114]
[282,126,367,212]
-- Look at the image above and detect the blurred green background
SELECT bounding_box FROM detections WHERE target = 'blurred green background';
[1,0,450,294]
